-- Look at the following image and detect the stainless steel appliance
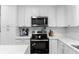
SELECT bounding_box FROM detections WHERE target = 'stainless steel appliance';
[31,16,48,27]
[30,34,49,54]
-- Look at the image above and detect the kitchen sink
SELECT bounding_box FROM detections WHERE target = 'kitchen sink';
[71,44,79,49]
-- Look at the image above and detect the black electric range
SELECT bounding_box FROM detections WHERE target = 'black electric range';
[30,34,49,54]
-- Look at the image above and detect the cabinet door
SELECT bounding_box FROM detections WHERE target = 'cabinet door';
[39,6,48,16]
[16,39,30,54]
[64,45,78,54]
[31,6,39,16]
[1,27,8,44]
[1,5,17,27]
[58,40,78,54]
[56,6,66,27]
[75,5,79,26]
[25,39,30,54]
[17,6,25,26]
[48,6,56,27]
[57,40,64,54]
[49,39,57,54]
[25,6,31,27]
[1,5,17,44]
[65,5,76,26]
[1,27,16,44]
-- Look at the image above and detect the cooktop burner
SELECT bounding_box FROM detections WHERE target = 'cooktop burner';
[31,34,48,40]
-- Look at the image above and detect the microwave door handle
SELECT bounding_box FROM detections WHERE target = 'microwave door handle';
[44,18,45,24]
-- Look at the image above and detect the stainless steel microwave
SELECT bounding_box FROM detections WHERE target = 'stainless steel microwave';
[31,16,48,27]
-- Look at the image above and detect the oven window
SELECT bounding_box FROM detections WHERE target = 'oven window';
[31,41,49,54]
[31,41,49,49]
[35,42,46,49]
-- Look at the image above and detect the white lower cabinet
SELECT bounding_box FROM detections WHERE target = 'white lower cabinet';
[49,39,57,54]
[16,39,30,54]
[57,40,64,54]
[57,40,78,54]
[15,39,78,54]
[1,27,16,44]
[25,39,30,54]
[64,45,78,54]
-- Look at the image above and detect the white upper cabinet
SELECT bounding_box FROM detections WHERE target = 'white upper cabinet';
[39,6,48,16]
[56,5,78,27]
[0,6,1,31]
[56,5,66,27]
[17,6,56,27]
[75,5,79,26]
[1,5,17,27]
[18,5,79,27]
[2,5,79,27]
[64,5,79,27]
[17,6,25,26]
[48,6,56,27]
[38,6,56,27]
[65,5,76,27]
[25,6,31,27]
[18,6,31,27]
[31,6,39,16]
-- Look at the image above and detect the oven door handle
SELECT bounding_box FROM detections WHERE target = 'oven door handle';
[31,40,49,41]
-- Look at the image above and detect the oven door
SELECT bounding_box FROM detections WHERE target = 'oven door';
[30,40,49,54]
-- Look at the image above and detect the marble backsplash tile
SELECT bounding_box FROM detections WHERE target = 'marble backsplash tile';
[28,27,66,37]
[65,27,79,40]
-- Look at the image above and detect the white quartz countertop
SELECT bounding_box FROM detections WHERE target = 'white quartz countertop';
[16,36,31,40]
[0,45,28,54]
[16,36,31,39]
